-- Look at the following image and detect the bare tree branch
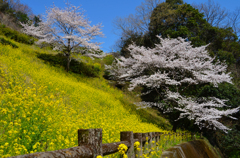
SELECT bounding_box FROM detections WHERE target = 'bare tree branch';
[191,0,229,28]
[190,0,240,38]
[112,0,163,40]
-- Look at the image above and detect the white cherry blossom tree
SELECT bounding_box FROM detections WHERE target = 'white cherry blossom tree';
[106,35,240,133]
[20,2,104,72]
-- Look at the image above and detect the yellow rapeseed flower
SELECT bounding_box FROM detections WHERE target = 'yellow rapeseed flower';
[1,108,7,114]
[118,144,128,155]
[49,142,54,146]
[134,141,140,148]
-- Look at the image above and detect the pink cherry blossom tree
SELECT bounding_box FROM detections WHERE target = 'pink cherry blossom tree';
[20,2,104,72]
[106,35,239,133]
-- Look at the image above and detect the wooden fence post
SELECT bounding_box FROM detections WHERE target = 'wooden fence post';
[78,128,102,158]
[120,131,134,158]
[155,132,161,152]
[142,133,148,155]
[149,132,153,150]
[152,132,156,149]
[155,132,160,143]
[9,129,194,158]
[134,133,143,158]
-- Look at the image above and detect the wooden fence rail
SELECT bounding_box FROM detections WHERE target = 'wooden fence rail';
[9,128,192,158]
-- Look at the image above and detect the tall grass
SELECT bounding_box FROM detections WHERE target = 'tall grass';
[0,37,188,158]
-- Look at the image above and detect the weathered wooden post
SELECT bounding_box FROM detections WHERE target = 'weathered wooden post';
[134,133,143,158]
[149,132,153,150]
[120,131,134,158]
[142,133,148,155]
[152,132,157,149]
[155,132,160,151]
[78,128,102,158]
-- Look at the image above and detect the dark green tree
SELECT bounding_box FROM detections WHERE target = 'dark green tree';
[32,15,41,27]
[166,0,183,9]
[149,2,240,66]
[0,0,10,12]
[14,11,29,24]
[118,33,153,58]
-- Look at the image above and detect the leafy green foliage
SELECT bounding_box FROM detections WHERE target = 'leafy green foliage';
[166,0,184,9]
[149,3,208,47]
[119,33,153,58]
[102,54,115,65]
[36,52,102,77]
[103,54,116,79]
[197,82,240,108]
[0,37,18,48]
[0,24,35,45]
[148,2,240,66]
[216,125,240,158]
[0,0,12,13]
[14,11,29,24]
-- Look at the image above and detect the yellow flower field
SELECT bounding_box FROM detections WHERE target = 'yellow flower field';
[0,36,189,158]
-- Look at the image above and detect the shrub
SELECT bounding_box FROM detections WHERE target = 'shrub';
[37,53,102,77]
[215,125,240,158]
[103,54,115,65]
[71,59,102,77]
[0,24,35,45]
[0,37,18,48]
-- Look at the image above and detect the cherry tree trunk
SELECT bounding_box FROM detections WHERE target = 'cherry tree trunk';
[66,54,71,73]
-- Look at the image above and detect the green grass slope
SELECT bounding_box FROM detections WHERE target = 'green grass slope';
[0,35,173,158]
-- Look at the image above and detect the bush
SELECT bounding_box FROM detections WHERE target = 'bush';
[215,125,240,158]
[37,53,102,77]
[0,37,18,48]
[103,54,115,65]
[0,24,35,45]
[71,58,102,77]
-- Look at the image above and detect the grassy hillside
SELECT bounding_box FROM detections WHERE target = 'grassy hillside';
[0,34,175,158]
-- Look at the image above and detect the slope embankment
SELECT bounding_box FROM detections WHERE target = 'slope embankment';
[0,34,174,158]
[160,139,222,158]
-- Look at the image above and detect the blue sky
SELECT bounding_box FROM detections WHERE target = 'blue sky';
[19,0,239,53]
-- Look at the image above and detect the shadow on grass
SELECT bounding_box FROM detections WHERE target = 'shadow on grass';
[36,52,101,77]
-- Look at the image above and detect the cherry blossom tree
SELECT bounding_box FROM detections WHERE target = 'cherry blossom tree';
[106,35,240,133]
[20,2,104,72]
